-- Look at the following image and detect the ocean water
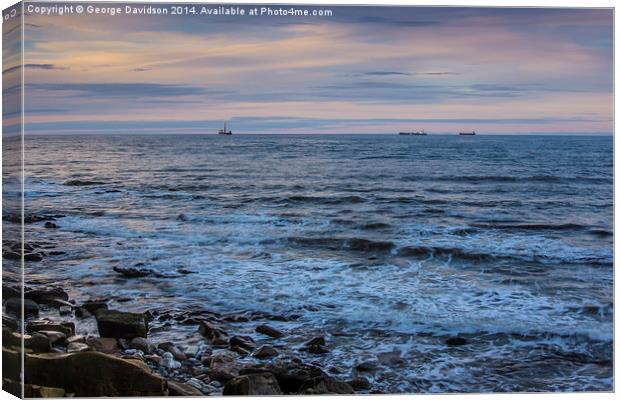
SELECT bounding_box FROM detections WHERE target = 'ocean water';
[13,134,614,392]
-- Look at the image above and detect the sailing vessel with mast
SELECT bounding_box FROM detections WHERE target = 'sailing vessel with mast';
[218,121,232,135]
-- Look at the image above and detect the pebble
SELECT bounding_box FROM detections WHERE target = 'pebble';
[161,352,182,369]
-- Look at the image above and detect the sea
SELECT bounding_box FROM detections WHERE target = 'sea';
[8,134,614,392]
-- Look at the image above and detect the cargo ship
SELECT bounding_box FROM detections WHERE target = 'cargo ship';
[459,131,476,135]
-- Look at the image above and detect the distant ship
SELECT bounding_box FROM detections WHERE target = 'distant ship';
[399,130,427,136]
[218,121,232,135]
[459,131,476,135]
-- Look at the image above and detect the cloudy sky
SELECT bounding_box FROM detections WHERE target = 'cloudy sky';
[4,4,614,135]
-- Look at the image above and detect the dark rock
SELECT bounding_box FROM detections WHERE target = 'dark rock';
[23,332,52,352]
[208,351,245,382]
[229,335,256,351]
[176,213,188,221]
[5,297,39,317]
[3,315,18,330]
[25,287,69,302]
[266,361,327,393]
[167,380,204,396]
[253,345,278,359]
[24,351,165,396]
[298,376,354,394]
[303,337,329,354]
[199,320,229,346]
[223,373,282,395]
[27,320,75,337]
[113,266,154,278]
[347,377,371,390]
[2,250,21,260]
[355,360,378,371]
[38,330,67,345]
[2,284,21,299]
[446,336,468,346]
[24,253,44,262]
[95,309,148,339]
[82,300,108,314]
[44,222,59,229]
[176,268,195,275]
[255,324,284,338]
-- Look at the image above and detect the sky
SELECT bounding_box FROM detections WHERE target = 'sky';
[3,4,614,135]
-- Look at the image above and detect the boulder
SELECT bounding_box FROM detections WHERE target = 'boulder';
[253,345,279,359]
[199,320,229,346]
[5,297,39,317]
[266,360,327,393]
[167,380,204,396]
[26,333,52,352]
[2,347,21,380]
[81,301,108,314]
[27,320,75,337]
[113,266,154,278]
[38,330,66,345]
[209,351,244,382]
[229,335,256,351]
[347,377,371,390]
[298,376,354,394]
[303,336,329,354]
[223,373,282,395]
[95,309,148,339]
[86,337,121,354]
[25,287,69,304]
[446,336,468,346]
[255,324,284,338]
[24,351,165,396]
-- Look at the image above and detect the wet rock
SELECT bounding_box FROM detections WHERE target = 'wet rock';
[256,324,284,338]
[113,266,154,278]
[298,376,354,394]
[176,268,195,275]
[24,253,44,262]
[223,372,283,395]
[130,337,155,354]
[24,351,165,396]
[446,336,468,346]
[229,335,256,351]
[27,320,75,337]
[377,349,405,366]
[253,345,279,359]
[67,342,91,353]
[266,360,327,393]
[209,351,245,382]
[347,377,371,390]
[5,297,39,317]
[44,222,59,229]
[303,336,329,354]
[199,320,229,346]
[25,287,69,304]
[355,360,378,371]
[82,300,108,314]
[95,309,148,339]
[177,213,188,221]
[161,352,182,369]
[2,284,21,299]
[159,342,187,360]
[3,315,18,330]
[167,380,204,396]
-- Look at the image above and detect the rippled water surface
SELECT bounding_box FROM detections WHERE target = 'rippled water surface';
[15,134,615,392]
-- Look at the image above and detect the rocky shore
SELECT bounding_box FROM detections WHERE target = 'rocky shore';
[2,282,371,397]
